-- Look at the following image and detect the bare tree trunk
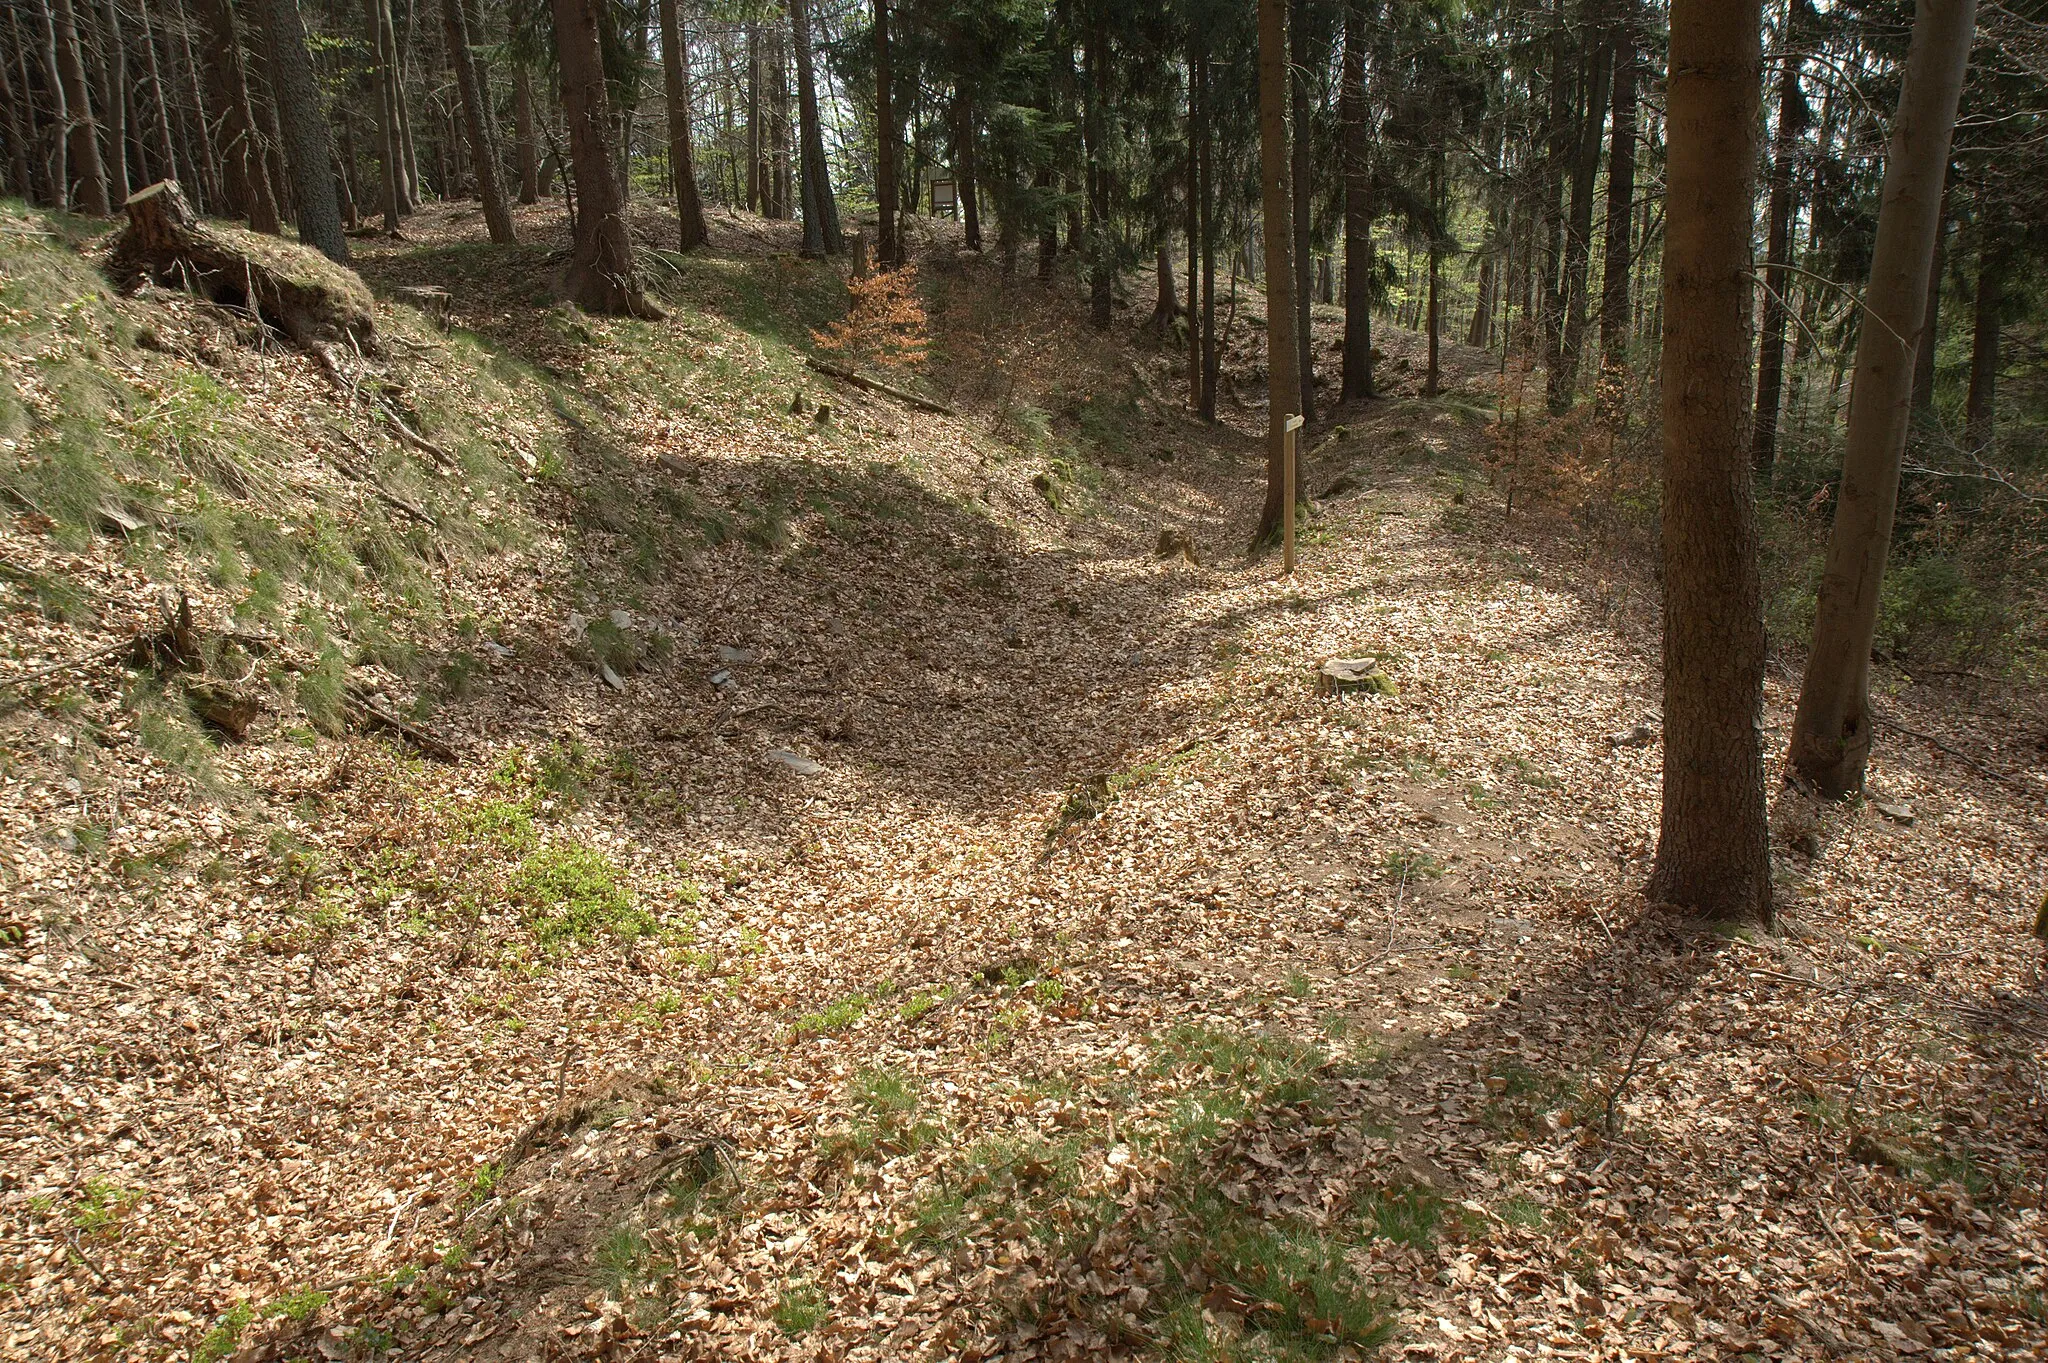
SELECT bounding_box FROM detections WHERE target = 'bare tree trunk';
[658,0,706,249]
[1598,0,1638,376]
[1185,42,1201,409]
[94,0,127,197]
[1538,9,1570,406]
[191,0,276,230]
[1083,21,1109,328]
[874,0,898,266]
[789,0,839,255]
[1335,0,1368,403]
[170,0,220,209]
[135,0,179,188]
[441,0,512,242]
[381,0,419,205]
[0,21,33,198]
[32,0,68,208]
[1751,43,1804,476]
[745,21,760,211]
[1290,0,1313,422]
[261,0,346,259]
[549,0,659,317]
[362,0,400,228]
[1965,239,1999,454]
[1254,0,1299,545]
[1553,30,1611,410]
[1425,147,1441,397]
[1788,0,1976,798]
[52,0,108,212]
[1198,52,1217,421]
[514,64,538,202]
[1649,0,1771,924]
[955,91,980,250]
[1910,198,1945,413]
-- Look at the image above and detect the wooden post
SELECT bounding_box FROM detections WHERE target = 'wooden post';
[1283,412,1303,575]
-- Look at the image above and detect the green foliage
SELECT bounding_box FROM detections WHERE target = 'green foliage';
[1360,1183,1445,1249]
[793,991,868,1038]
[507,844,654,949]
[772,1280,827,1335]
[592,1223,648,1298]
[191,1302,255,1363]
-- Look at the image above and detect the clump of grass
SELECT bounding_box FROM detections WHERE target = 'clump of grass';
[507,843,655,949]
[1360,1182,1445,1249]
[772,1280,826,1335]
[592,1223,648,1299]
[1383,847,1446,880]
[792,991,867,1038]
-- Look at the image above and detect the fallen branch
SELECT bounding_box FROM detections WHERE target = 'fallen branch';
[0,638,132,693]
[1872,710,2015,781]
[346,692,458,761]
[804,357,957,416]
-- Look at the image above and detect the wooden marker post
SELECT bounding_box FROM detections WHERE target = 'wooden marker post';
[1282,413,1304,575]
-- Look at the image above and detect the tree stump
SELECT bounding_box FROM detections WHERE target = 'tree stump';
[107,181,380,359]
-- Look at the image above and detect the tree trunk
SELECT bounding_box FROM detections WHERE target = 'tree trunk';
[170,0,220,209]
[51,0,107,212]
[1552,31,1610,412]
[1751,44,1804,476]
[1598,0,1638,377]
[874,0,898,267]
[1290,0,1313,423]
[745,21,760,212]
[658,0,706,249]
[1424,147,1441,397]
[1150,243,1178,330]
[135,0,179,191]
[30,0,69,207]
[957,93,980,250]
[1538,10,1570,404]
[1910,206,1944,414]
[382,0,419,205]
[1185,43,1201,409]
[335,107,360,229]
[189,0,275,230]
[548,0,660,318]
[440,0,512,241]
[1787,0,1975,798]
[1083,23,1109,329]
[262,0,347,259]
[789,0,839,255]
[1254,0,1299,546]
[1649,0,1771,925]
[1965,242,1998,453]
[1198,51,1217,421]
[0,22,33,199]
[514,64,538,202]
[363,0,400,229]
[94,0,127,198]
[1341,0,1372,402]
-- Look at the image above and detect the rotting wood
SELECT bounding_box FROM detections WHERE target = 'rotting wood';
[803,356,956,415]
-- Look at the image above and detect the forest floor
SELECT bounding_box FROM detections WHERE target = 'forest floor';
[4,200,2046,1363]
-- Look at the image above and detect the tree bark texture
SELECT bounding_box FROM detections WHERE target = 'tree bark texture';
[1341,1,1372,403]
[263,0,348,259]
[658,0,707,249]
[1649,0,1772,924]
[874,0,898,267]
[1787,0,1976,798]
[1598,0,1639,377]
[548,0,660,317]
[1255,0,1299,545]
[51,0,107,212]
[1751,44,1805,475]
[789,0,839,255]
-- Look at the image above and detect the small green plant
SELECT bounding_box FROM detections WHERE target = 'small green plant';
[508,843,654,949]
[772,1279,827,1335]
[70,1178,141,1234]
[267,1287,331,1322]
[192,1302,255,1363]
[793,992,867,1038]
[1502,754,1559,789]
[1498,1194,1546,1229]
[1384,848,1446,880]
[1361,1183,1444,1249]
[592,1223,648,1298]
[1284,969,1313,999]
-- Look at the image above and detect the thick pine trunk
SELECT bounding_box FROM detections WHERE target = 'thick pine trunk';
[1751,46,1804,476]
[30,0,69,207]
[263,0,347,260]
[52,0,108,213]
[1598,0,1638,377]
[789,0,839,256]
[1965,244,1998,453]
[1538,12,1570,404]
[135,0,179,190]
[657,0,706,250]
[1198,53,1217,421]
[441,0,513,242]
[1184,44,1201,409]
[191,0,277,231]
[957,93,980,251]
[1254,0,1298,546]
[1650,0,1771,925]
[1425,148,1441,397]
[1340,1,1372,403]
[1788,0,1976,798]
[874,0,898,267]
[744,22,760,212]
[549,0,659,318]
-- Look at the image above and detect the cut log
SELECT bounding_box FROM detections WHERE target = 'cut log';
[107,181,379,359]
[802,356,956,415]
[1316,658,1398,697]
